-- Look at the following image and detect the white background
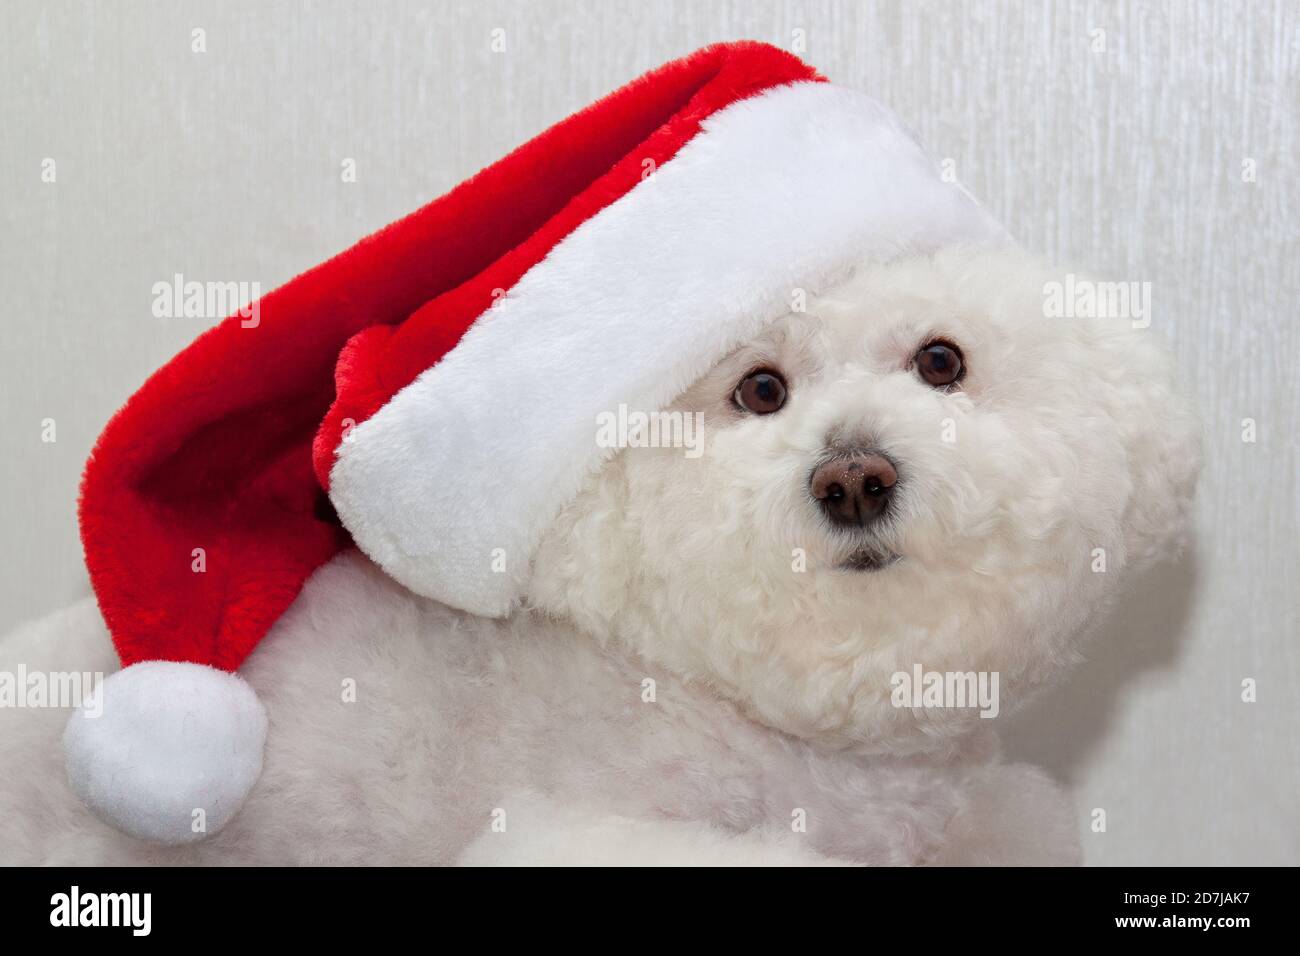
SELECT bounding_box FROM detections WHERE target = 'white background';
[1,1,1296,865]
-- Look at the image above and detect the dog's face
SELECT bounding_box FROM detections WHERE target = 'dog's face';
[529,247,1199,752]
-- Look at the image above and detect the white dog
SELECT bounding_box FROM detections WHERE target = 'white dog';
[0,247,1199,865]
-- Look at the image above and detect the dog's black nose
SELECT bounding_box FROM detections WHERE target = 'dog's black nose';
[810,453,898,528]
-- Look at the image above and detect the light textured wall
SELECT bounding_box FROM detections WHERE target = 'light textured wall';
[1,0,1295,864]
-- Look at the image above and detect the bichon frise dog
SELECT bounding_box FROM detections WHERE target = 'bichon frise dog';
[0,246,1199,865]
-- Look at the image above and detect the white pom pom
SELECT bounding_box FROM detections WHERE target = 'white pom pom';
[63,661,267,845]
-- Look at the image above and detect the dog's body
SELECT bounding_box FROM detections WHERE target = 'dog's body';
[0,248,1197,864]
[1,553,1075,865]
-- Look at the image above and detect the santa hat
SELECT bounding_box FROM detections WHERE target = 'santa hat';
[67,42,1006,843]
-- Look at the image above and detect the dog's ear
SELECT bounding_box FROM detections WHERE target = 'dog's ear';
[1079,316,1201,571]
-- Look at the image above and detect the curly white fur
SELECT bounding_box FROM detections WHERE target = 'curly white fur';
[530,246,1200,753]
[0,247,1198,865]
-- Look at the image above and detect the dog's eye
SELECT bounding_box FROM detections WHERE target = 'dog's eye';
[915,341,964,387]
[734,369,787,415]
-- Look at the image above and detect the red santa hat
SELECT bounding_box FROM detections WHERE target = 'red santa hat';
[66,41,1006,843]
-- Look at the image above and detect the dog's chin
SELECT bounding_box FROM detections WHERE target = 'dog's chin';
[837,548,900,573]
